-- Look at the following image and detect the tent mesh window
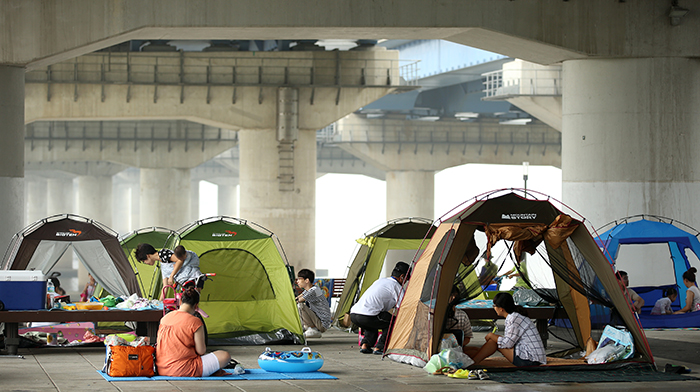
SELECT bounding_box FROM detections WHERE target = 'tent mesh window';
[199,248,276,301]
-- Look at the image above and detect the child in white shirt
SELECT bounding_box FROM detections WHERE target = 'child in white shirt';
[650,287,678,315]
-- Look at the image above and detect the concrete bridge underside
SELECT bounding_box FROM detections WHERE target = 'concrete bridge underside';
[2,0,699,269]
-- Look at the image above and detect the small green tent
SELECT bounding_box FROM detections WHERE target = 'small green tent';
[334,218,436,323]
[177,216,303,345]
[119,227,178,300]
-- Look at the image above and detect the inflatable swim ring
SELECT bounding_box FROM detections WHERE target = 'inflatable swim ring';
[258,347,324,373]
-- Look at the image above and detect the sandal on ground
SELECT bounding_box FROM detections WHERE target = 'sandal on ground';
[433,366,453,375]
[476,369,490,380]
[448,369,472,379]
[359,347,373,354]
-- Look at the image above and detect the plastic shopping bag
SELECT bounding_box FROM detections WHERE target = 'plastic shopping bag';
[438,348,474,369]
[423,353,447,374]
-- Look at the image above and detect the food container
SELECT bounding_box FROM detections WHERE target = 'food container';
[75,302,105,310]
[258,347,324,373]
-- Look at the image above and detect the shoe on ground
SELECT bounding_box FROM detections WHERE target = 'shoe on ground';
[224,359,239,369]
[467,370,479,380]
[476,369,489,380]
[373,349,383,355]
[359,347,373,354]
[304,328,322,338]
[447,369,469,378]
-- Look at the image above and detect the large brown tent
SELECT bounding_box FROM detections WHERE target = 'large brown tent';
[1,214,141,297]
[385,190,653,368]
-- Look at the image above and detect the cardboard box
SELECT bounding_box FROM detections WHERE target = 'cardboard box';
[0,271,47,310]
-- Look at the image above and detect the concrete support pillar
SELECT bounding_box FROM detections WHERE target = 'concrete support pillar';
[112,180,133,234]
[0,66,25,257]
[239,129,316,272]
[218,184,238,217]
[47,177,77,292]
[191,180,200,222]
[25,177,47,225]
[76,175,113,227]
[386,171,434,221]
[76,175,113,286]
[562,58,700,227]
[47,177,75,216]
[140,168,191,230]
[130,174,141,231]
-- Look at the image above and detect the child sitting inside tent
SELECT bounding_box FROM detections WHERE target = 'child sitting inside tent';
[444,286,473,349]
[466,292,546,367]
[650,287,678,315]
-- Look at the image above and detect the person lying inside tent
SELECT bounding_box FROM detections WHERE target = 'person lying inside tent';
[466,292,546,367]
[673,267,700,314]
[135,243,204,300]
[444,286,473,350]
[350,261,409,355]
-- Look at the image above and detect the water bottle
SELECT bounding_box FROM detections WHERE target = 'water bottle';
[47,279,55,294]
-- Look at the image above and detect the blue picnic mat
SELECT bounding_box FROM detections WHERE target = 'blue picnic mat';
[97,368,337,381]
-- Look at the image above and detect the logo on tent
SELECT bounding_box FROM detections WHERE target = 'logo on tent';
[212,230,237,237]
[502,213,537,220]
[56,229,82,237]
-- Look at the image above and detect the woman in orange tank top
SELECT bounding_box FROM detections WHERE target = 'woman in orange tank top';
[156,287,231,376]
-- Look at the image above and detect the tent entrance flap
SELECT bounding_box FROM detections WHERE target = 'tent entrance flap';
[199,248,276,301]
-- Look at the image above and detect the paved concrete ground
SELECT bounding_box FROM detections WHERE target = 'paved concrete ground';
[1,327,698,391]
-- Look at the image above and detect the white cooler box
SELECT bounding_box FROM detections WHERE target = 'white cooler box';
[0,271,47,310]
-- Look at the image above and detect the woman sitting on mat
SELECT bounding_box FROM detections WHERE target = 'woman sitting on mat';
[674,268,700,314]
[156,287,231,377]
[466,292,546,367]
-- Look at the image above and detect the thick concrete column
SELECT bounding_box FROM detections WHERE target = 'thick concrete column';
[562,58,700,228]
[386,171,434,221]
[76,174,113,286]
[25,177,47,225]
[218,184,238,217]
[239,129,316,272]
[47,177,75,216]
[76,175,113,227]
[0,66,25,257]
[112,180,133,234]
[140,168,191,230]
[191,180,200,221]
[46,176,77,291]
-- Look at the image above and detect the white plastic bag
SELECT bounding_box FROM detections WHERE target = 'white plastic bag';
[586,343,628,364]
[438,348,474,369]
[423,353,447,374]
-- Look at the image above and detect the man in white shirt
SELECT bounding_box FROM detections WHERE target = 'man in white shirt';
[350,261,409,355]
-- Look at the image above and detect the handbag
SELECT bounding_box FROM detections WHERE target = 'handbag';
[104,345,156,377]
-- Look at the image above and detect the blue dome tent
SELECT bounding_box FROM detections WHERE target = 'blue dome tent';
[595,215,700,328]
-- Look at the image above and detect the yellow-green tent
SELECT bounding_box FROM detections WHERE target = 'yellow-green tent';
[334,218,436,324]
[177,216,303,345]
[119,226,177,300]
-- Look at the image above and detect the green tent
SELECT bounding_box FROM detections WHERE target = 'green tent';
[334,217,436,324]
[177,216,303,345]
[119,227,178,300]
